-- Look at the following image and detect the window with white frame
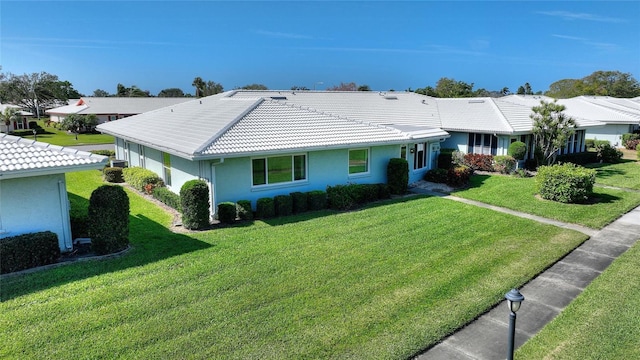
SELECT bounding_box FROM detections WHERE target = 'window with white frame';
[162,152,172,187]
[252,154,306,186]
[348,148,369,174]
[467,133,498,155]
[414,143,427,170]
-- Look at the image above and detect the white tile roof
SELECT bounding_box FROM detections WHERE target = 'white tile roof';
[0,134,108,179]
[46,97,192,115]
[436,98,514,134]
[0,103,33,116]
[572,96,640,121]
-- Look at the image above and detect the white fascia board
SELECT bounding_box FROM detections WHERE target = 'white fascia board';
[0,162,108,180]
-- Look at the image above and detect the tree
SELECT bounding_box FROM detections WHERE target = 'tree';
[192,77,205,97]
[433,77,474,97]
[192,77,223,97]
[545,71,640,98]
[357,85,371,91]
[0,107,20,133]
[0,71,82,116]
[291,86,309,91]
[240,84,268,90]
[59,113,98,139]
[93,89,110,97]
[500,87,511,96]
[531,100,576,165]
[516,86,525,95]
[524,82,533,95]
[415,86,437,96]
[326,82,357,91]
[116,84,149,97]
[157,88,185,97]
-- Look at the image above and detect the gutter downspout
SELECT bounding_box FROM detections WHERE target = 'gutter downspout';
[58,179,73,252]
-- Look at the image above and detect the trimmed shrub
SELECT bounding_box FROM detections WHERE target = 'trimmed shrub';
[463,153,494,171]
[103,167,124,183]
[122,167,164,192]
[180,180,210,230]
[451,150,465,167]
[256,197,275,219]
[327,184,355,210]
[595,143,623,163]
[217,202,237,224]
[447,165,472,187]
[585,138,595,149]
[290,192,308,214]
[152,187,181,211]
[424,168,448,183]
[274,195,293,217]
[625,139,640,150]
[594,139,611,148]
[508,141,527,160]
[88,185,130,255]
[377,183,391,199]
[387,158,409,195]
[493,155,516,174]
[0,231,60,274]
[91,149,116,157]
[307,190,327,211]
[437,152,453,169]
[70,214,89,239]
[536,163,596,203]
[236,200,253,221]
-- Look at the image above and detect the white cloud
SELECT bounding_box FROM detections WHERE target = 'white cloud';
[538,11,626,23]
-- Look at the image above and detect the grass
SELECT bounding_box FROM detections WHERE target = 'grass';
[452,169,640,229]
[517,239,640,359]
[586,160,640,190]
[0,171,587,359]
[17,119,114,146]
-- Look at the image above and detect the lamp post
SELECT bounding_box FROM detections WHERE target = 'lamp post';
[505,288,525,360]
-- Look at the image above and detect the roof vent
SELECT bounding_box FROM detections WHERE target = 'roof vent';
[271,96,287,100]
[468,99,485,104]
[384,95,398,100]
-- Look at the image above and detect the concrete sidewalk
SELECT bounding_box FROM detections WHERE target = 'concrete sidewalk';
[410,186,640,360]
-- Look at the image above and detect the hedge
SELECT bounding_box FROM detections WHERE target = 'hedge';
[217,202,237,224]
[463,154,494,171]
[152,187,181,211]
[327,183,384,210]
[256,197,275,219]
[290,192,308,214]
[274,195,293,217]
[180,180,210,230]
[122,167,164,192]
[387,158,409,195]
[536,163,596,203]
[88,185,130,255]
[90,149,116,157]
[306,190,327,211]
[103,167,124,183]
[424,168,448,183]
[447,166,473,187]
[236,200,253,221]
[0,231,60,274]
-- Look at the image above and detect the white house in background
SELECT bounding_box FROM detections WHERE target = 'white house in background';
[0,103,34,133]
[96,90,640,217]
[0,134,109,252]
[569,96,640,146]
[46,97,193,124]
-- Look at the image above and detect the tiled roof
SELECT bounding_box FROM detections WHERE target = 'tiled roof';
[0,134,108,179]
[0,103,33,116]
[436,98,513,134]
[573,96,640,121]
[46,97,192,115]
[496,95,606,128]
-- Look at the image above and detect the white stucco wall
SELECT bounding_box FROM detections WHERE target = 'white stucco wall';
[586,124,634,148]
[0,174,72,252]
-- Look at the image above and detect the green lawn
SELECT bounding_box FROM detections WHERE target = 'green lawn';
[0,171,587,359]
[517,240,640,359]
[18,119,114,146]
[586,160,640,190]
[452,171,640,229]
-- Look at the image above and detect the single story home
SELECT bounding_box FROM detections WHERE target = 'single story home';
[0,134,109,252]
[46,97,193,124]
[0,103,34,133]
[96,91,640,217]
[570,96,640,146]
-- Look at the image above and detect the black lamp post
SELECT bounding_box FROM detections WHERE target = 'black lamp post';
[505,288,525,360]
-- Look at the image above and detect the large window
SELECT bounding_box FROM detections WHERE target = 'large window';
[468,133,497,155]
[163,152,172,187]
[252,154,306,186]
[349,149,369,174]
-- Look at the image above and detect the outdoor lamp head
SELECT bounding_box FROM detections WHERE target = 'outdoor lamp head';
[505,288,525,313]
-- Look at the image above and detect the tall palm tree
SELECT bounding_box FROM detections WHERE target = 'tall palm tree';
[192,77,205,98]
[1,107,20,134]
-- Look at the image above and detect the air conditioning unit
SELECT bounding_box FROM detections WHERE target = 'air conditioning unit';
[110,160,128,168]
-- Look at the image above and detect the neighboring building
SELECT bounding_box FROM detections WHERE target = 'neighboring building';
[0,103,34,133]
[46,97,193,124]
[0,134,109,252]
[96,91,640,217]
[569,96,640,146]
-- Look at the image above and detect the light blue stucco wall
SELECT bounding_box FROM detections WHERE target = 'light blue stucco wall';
[0,174,72,252]
[586,124,634,148]
[441,132,469,153]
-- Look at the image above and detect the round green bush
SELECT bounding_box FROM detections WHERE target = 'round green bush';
[236,200,254,220]
[180,180,210,230]
[493,155,516,174]
[536,163,596,203]
[507,141,527,160]
[256,197,275,219]
[88,185,130,255]
[103,167,124,183]
[217,202,237,224]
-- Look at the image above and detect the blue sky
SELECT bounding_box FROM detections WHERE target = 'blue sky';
[2,1,638,96]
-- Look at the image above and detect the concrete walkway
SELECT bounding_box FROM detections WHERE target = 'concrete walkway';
[410,185,640,360]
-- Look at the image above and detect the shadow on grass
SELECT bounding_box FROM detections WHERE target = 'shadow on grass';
[0,203,211,302]
[450,174,491,194]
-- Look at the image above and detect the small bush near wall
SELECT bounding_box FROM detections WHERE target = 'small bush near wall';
[180,180,210,230]
[91,149,116,158]
[70,214,89,239]
[236,200,253,221]
[152,187,181,211]
[451,151,465,167]
[327,183,383,210]
[594,140,611,148]
[103,167,124,183]
[122,167,164,192]
[508,141,527,160]
[377,183,391,199]
[493,155,516,174]
[425,168,448,183]
[536,163,596,203]
[217,202,237,224]
[595,143,623,163]
[307,190,327,211]
[622,133,640,144]
[447,166,473,187]
[463,154,494,171]
[256,197,275,219]
[585,139,595,149]
[0,231,60,274]
[274,195,293,217]
[437,153,453,169]
[88,185,130,255]
[626,139,640,150]
[387,158,409,195]
[290,192,308,214]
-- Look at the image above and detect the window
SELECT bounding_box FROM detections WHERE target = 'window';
[349,149,369,174]
[400,146,407,160]
[414,143,427,170]
[163,152,172,187]
[139,145,146,168]
[252,154,306,186]
[467,133,498,156]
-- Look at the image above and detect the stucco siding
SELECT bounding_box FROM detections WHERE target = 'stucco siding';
[0,174,72,252]
[169,156,201,193]
[586,124,634,147]
[441,132,469,153]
